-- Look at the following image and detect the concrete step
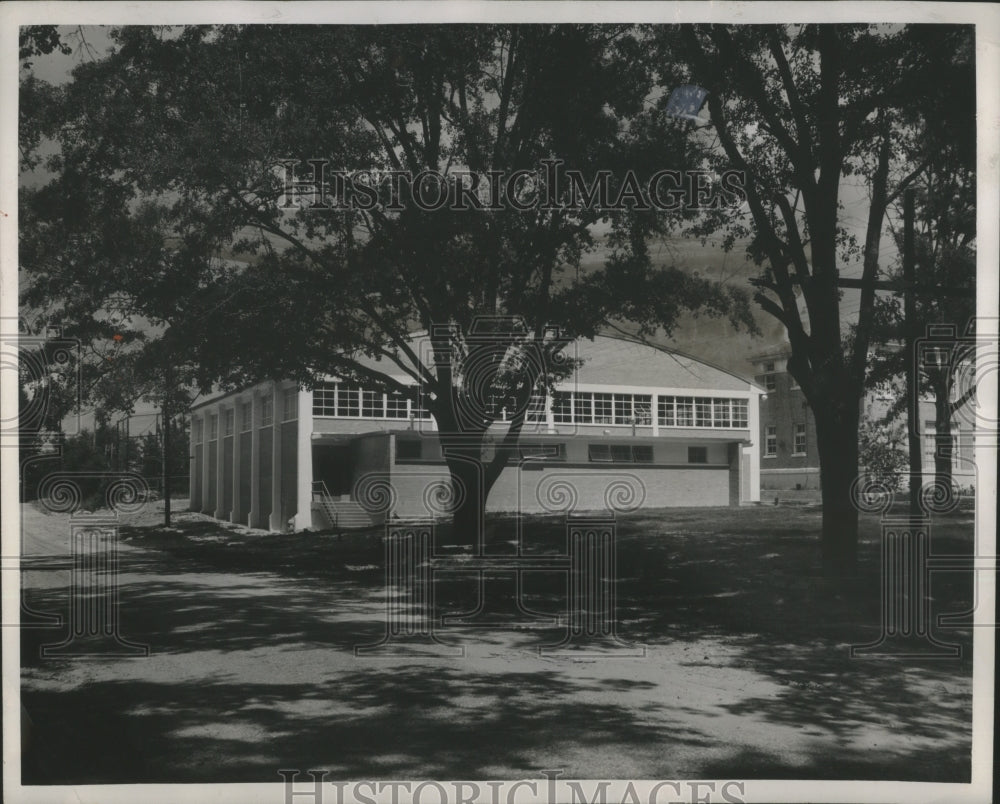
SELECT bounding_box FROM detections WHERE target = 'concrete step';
[314,499,376,530]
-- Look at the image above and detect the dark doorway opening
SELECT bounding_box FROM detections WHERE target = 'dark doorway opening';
[313,444,353,496]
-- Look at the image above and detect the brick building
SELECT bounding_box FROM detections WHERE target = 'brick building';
[750,349,820,492]
[751,348,977,494]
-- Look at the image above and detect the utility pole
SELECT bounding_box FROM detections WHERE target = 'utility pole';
[903,188,922,515]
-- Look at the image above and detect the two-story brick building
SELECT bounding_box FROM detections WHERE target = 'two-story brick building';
[751,349,820,491]
[751,348,977,493]
[189,335,763,531]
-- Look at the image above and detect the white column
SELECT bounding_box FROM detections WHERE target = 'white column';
[189,414,199,506]
[248,391,260,528]
[200,411,210,513]
[230,398,243,523]
[214,406,226,520]
[268,380,283,532]
[746,389,762,502]
[294,387,314,531]
[545,392,555,434]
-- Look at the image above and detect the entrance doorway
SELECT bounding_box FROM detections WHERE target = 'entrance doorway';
[313,444,353,497]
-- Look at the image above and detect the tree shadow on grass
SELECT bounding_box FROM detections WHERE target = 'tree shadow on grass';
[19,506,976,783]
[604,508,975,782]
[21,667,700,783]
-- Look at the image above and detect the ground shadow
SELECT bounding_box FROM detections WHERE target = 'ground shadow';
[19,504,976,783]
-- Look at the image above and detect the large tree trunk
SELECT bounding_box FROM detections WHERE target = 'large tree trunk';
[933,385,954,491]
[438,435,490,550]
[814,401,861,575]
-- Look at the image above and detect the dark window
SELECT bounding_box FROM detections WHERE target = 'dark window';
[793,423,806,455]
[688,446,708,464]
[553,392,573,423]
[765,425,777,456]
[589,443,653,463]
[519,443,566,460]
[588,444,613,462]
[632,445,654,463]
[611,444,634,462]
[396,439,422,461]
[385,392,408,419]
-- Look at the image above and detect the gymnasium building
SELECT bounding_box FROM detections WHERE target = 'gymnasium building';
[188,335,763,531]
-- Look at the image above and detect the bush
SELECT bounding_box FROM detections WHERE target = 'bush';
[858,417,908,491]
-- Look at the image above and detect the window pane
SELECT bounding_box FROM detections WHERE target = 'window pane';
[396,439,422,461]
[732,399,748,428]
[386,393,409,419]
[525,393,546,423]
[658,396,675,426]
[593,393,613,424]
[241,401,253,430]
[713,399,730,427]
[611,444,633,462]
[520,443,565,460]
[634,395,652,425]
[362,390,384,417]
[337,386,359,417]
[633,445,654,463]
[313,383,336,416]
[765,425,777,456]
[676,397,693,426]
[574,393,593,424]
[224,409,234,436]
[614,394,632,424]
[553,392,573,423]
[688,446,708,464]
[283,388,298,420]
[588,443,612,462]
[695,399,712,427]
[794,423,806,454]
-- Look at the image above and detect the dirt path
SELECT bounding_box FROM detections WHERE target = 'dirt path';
[18,501,974,783]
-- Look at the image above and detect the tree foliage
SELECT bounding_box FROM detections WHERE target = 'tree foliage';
[21,24,755,539]
[857,415,908,493]
[653,23,975,571]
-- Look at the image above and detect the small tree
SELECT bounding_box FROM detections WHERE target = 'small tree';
[857,415,908,493]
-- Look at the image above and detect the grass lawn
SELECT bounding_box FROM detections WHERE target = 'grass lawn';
[19,500,976,783]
